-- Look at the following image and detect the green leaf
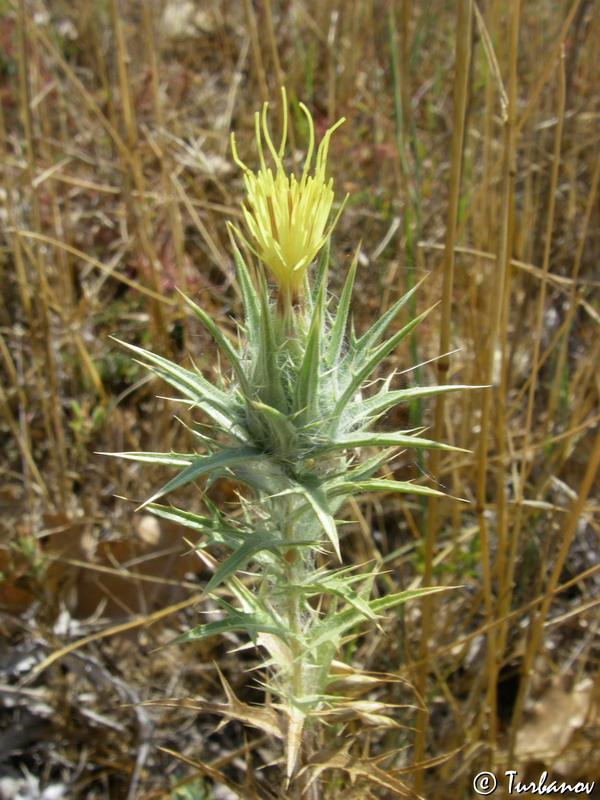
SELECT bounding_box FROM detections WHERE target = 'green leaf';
[100,451,194,466]
[111,338,240,430]
[231,241,260,346]
[150,364,244,437]
[315,430,467,455]
[309,586,451,652]
[293,280,324,420]
[147,503,245,549]
[140,445,262,508]
[294,479,340,560]
[305,574,378,622]
[177,289,251,396]
[204,530,281,592]
[250,400,298,457]
[253,286,287,411]
[171,579,289,646]
[171,611,287,645]
[326,246,358,367]
[368,586,453,614]
[326,477,448,499]
[147,503,215,529]
[224,461,288,496]
[333,447,397,483]
[353,276,427,356]
[354,384,478,424]
[333,306,433,421]
[310,236,330,307]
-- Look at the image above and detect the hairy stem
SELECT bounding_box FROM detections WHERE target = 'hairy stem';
[279,498,320,799]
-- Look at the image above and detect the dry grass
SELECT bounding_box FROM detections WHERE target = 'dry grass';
[1,0,598,798]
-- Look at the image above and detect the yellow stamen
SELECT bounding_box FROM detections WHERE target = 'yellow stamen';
[230,87,346,294]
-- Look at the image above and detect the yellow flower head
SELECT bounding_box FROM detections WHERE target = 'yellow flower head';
[231,89,345,295]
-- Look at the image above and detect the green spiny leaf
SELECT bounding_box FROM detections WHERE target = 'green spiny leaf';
[333,306,433,421]
[177,289,251,396]
[100,451,194,466]
[147,503,245,549]
[354,384,480,424]
[326,246,358,367]
[315,430,467,455]
[310,236,330,307]
[204,530,281,593]
[250,400,299,457]
[304,575,378,622]
[334,447,397,483]
[353,275,428,356]
[111,337,239,430]
[309,586,452,652]
[293,279,325,421]
[231,240,260,346]
[171,611,287,645]
[285,479,340,560]
[140,445,262,508]
[254,286,287,411]
[326,477,449,499]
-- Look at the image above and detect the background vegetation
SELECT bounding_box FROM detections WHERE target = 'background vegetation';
[1,0,598,798]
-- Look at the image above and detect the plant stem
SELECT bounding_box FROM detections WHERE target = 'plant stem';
[280,499,320,799]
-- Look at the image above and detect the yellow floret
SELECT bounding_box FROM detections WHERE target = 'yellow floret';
[231,88,345,295]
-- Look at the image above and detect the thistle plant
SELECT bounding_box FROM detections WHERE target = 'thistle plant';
[107,90,465,796]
